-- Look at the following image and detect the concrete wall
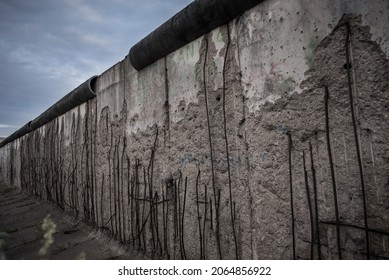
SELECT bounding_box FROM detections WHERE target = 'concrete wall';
[1,0,388,259]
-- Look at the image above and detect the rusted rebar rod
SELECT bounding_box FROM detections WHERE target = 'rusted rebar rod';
[345,22,370,260]
[309,141,321,259]
[324,86,342,259]
[287,133,296,260]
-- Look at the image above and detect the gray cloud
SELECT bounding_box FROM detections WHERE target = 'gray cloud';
[0,0,192,137]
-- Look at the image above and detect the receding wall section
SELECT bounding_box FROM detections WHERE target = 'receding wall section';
[0,0,388,260]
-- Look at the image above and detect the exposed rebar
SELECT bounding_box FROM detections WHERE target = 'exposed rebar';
[309,141,321,259]
[303,151,314,260]
[345,22,370,259]
[287,133,296,260]
[324,85,342,259]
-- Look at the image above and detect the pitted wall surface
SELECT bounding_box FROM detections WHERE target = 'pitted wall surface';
[0,0,388,260]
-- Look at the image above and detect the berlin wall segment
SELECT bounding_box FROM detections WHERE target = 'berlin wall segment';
[0,0,388,260]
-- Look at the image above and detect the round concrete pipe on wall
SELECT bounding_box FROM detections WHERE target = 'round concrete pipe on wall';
[129,0,265,71]
[0,122,33,148]
[29,75,98,130]
[0,76,98,148]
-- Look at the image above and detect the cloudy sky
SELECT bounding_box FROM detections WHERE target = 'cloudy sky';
[0,0,192,137]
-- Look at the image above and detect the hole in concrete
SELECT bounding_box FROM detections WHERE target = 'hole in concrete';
[343,63,352,69]
[64,229,79,234]
[216,96,221,102]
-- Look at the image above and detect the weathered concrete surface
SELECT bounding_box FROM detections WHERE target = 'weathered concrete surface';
[0,0,388,260]
[0,182,145,260]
